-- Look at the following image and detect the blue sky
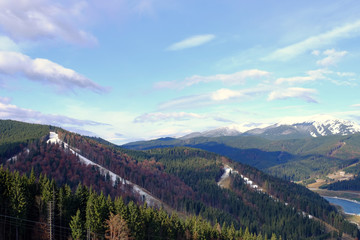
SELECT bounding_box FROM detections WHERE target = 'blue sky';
[0,0,360,144]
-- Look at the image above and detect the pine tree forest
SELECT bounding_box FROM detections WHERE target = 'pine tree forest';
[0,167,280,240]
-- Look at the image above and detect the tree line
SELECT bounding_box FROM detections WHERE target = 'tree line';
[0,166,284,240]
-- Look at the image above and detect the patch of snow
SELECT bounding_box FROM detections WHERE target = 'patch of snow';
[218,165,231,186]
[218,164,264,193]
[47,132,61,144]
[7,148,30,162]
[314,122,326,136]
[7,155,18,162]
[310,132,317,137]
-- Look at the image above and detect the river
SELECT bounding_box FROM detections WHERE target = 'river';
[324,196,360,215]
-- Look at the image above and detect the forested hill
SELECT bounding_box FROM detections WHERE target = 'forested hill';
[123,134,360,181]
[0,167,272,240]
[0,119,359,239]
[0,120,58,159]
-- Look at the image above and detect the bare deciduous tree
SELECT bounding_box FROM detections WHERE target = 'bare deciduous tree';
[105,213,132,240]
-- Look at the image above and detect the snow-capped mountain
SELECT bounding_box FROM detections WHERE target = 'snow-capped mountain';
[244,115,360,139]
[181,115,360,140]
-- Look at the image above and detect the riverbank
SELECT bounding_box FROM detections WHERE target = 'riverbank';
[310,188,360,226]
[310,188,360,202]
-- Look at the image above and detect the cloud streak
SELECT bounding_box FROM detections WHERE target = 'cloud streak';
[0,51,108,93]
[316,49,348,67]
[268,87,318,103]
[134,111,235,124]
[158,86,269,110]
[0,100,108,127]
[264,20,360,61]
[167,34,215,51]
[134,112,203,123]
[275,69,330,85]
[0,0,97,45]
[154,69,270,89]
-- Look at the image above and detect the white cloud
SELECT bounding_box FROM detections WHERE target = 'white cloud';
[264,20,360,61]
[158,86,269,110]
[316,49,348,67]
[336,72,355,77]
[0,101,108,127]
[228,122,272,132]
[268,87,318,103]
[134,112,203,123]
[135,111,235,124]
[0,51,107,93]
[351,104,360,108]
[277,114,339,125]
[167,34,215,51]
[275,69,331,85]
[154,69,270,89]
[0,0,97,45]
[330,79,357,87]
[158,94,210,110]
[211,89,243,101]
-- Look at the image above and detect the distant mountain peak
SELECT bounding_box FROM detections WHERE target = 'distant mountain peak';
[179,115,360,140]
[246,115,360,139]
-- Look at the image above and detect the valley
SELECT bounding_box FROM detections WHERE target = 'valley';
[1,119,360,239]
[123,117,360,235]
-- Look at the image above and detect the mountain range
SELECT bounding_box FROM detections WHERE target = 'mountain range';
[1,119,358,239]
[180,115,360,140]
[123,117,360,181]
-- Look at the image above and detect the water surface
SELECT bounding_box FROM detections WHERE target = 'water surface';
[324,196,360,215]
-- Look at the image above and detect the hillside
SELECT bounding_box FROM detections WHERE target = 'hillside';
[0,119,359,239]
[0,120,57,159]
[1,167,272,240]
[123,134,360,180]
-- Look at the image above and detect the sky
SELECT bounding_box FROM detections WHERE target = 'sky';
[0,0,360,144]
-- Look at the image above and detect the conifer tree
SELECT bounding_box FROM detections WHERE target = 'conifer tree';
[127,201,145,240]
[270,233,277,240]
[70,209,84,240]
[114,197,129,220]
[75,183,89,221]
[10,171,28,240]
[85,190,101,236]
